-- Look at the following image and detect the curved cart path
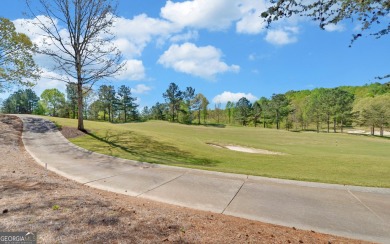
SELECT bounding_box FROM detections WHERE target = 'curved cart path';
[17,115,390,243]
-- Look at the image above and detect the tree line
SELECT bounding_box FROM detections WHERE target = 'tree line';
[1,84,138,123]
[2,82,390,136]
[141,83,210,124]
[143,82,390,136]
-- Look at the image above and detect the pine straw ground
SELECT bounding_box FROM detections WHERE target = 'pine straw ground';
[0,115,368,243]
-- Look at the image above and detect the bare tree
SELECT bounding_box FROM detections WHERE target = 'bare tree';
[27,0,124,131]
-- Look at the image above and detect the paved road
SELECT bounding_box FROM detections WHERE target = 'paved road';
[17,115,390,243]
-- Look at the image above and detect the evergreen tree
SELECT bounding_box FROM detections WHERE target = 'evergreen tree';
[163,83,183,122]
[269,94,290,130]
[117,85,138,122]
[235,97,252,126]
[1,89,39,114]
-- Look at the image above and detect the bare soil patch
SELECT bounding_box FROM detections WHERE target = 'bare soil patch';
[60,126,88,139]
[0,115,367,243]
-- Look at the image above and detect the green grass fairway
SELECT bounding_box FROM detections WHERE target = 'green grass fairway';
[48,117,390,187]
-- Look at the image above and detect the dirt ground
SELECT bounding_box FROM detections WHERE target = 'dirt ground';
[0,115,368,243]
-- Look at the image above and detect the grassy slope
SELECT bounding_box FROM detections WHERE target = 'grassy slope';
[48,117,390,187]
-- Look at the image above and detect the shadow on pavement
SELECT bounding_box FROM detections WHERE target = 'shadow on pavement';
[24,117,59,134]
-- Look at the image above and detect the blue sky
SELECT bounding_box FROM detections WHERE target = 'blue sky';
[1,0,389,108]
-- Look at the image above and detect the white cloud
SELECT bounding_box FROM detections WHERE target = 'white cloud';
[324,23,346,32]
[111,14,181,58]
[158,42,239,79]
[13,16,58,45]
[236,0,268,34]
[14,16,146,82]
[33,68,68,96]
[132,84,152,94]
[160,0,272,35]
[160,0,242,31]
[116,60,145,81]
[213,91,258,104]
[265,28,298,45]
[169,30,199,43]
[112,38,142,59]
[13,16,71,67]
[284,26,299,34]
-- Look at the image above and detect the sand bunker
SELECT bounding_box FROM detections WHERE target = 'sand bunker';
[347,130,366,134]
[347,129,390,136]
[207,143,284,155]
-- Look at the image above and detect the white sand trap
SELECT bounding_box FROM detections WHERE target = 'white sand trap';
[347,130,366,134]
[347,129,390,136]
[207,143,284,155]
[225,145,284,155]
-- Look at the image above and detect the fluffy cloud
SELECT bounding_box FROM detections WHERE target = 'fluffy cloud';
[13,15,148,82]
[161,0,242,31]
[115,60,146,81]
[213,91,258,104]
[111,14,181,58]
[236,0,268,34]
[33,68,68,96]
[13,16,58,45]
[13,16,71,67]
[160,0,271,34]
[265,27,299,45]
[132,84,152,94]
[158,42,239,79]
[169,30,199,43]
[324,23,346,32]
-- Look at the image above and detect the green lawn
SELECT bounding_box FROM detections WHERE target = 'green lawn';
[48,117,390,187]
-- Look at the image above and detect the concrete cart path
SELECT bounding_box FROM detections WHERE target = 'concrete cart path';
[17,115,390,243]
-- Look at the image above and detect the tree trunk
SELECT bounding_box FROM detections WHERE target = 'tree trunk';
[77,82,85,131]
[286,117,289,131]
[333,117,337,133]
[172,105,175,122]
[340,118,344,133]
[371,125,375,135]
[380,126,384,137]
[327,114,330,133]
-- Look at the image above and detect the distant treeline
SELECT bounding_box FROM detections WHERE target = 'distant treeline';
[2,82,390,136]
